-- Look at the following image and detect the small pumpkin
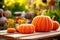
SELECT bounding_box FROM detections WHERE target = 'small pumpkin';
[7,28,16,33]
[53,21,59,30]
[32,15,53,32]
[18,24,35,34]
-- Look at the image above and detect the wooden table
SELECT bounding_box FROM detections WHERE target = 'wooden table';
[0,30,60,40]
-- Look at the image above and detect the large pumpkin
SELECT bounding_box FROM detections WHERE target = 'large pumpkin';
[53,21,59,30]
[32,15,53,32]
[17,24,35,34]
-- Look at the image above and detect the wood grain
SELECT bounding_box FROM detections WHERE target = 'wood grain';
[0,30,60,40]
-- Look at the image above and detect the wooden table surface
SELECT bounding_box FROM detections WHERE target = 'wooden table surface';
[0,30,60,40]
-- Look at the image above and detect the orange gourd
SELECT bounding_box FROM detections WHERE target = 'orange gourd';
[18,24,35,34]
[32,15,53,32]
[53,21,59,30]
[7,28,16,33]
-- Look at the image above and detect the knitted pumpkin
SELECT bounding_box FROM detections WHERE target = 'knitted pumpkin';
[17,24,35,34]
[32,15,53,32]
[7,28,16,33]
[53,21,59,30]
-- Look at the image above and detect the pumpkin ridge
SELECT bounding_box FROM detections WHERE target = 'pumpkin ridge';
[30,25,34,33]
[29,25,32,33]
[46,17,49,32]
[19,25,22,33]
[48,17,51,31]
[28,25,31,33]
[37,17,40,31]
[40,16,44,31]
[47,17,52,31]
[37,17,41,31]
[32,16,40,31]
[44,16,46,32]
[26,24,29,33]
[49,18,53,31]
[38,16,44,32]
[26,24,30,33]
[23,24,26,33]
[43,16,46,31]
[21,25,24,33]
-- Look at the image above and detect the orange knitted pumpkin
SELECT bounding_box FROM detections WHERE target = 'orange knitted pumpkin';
[18,24,35,34]
[32,15,53,32]
[53,21,59,30]
[7,28,16,33]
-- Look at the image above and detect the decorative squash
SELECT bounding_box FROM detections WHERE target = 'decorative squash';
[7,28,16,33]
[18,24,35,34]
[4,10,12,18]
[0,9,7,25]
[0,17,7,25]
[53,21,59,30]
[32,15,53,32]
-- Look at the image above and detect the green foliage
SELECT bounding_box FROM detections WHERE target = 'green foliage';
[4,3,26,18]
[45,10,55,18]
[45,9,60,23]
[0,0,4,8]
[55,9,60,23]
[44,2,60,23]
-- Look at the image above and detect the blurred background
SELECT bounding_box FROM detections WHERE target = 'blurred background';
[0,0,60,29]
